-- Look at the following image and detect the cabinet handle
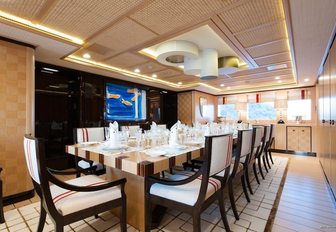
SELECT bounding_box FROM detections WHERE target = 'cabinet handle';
[322,119,326,123]
[302,130,304,132]
[332,120,335,125]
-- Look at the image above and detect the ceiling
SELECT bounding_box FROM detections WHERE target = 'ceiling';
[0,0,335,94]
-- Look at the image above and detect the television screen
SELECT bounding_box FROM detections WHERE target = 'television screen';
[105,83,146,121]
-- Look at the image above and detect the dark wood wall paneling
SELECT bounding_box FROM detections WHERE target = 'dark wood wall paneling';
[35,62,177,169]
[317,33,336,198]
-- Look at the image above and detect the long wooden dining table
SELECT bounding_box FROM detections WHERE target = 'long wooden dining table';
[66,142,203,231]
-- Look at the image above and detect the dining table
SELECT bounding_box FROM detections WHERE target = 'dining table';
[66,140,204,231]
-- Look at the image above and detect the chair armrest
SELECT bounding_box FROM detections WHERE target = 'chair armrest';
[47,171,126,192]
[146,168,203,187]
[47,167,96,176]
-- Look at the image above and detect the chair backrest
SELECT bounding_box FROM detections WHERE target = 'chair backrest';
[74,127,105,143]
[232,129,253,176]
[207,134,233,176]
[269,124,275,140]
[23,136,40,184]
[121,125,140,137]
[264,125,271,143]
[250,127,263,161]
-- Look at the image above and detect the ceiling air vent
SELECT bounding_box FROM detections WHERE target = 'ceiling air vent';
[266,64,287,71]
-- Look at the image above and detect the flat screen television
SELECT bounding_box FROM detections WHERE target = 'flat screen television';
[105,83,146,121]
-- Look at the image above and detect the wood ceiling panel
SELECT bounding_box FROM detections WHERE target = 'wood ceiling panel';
[130,61,166,74]
[247,39,289,58]
[235,21,287,47]
[229,61,292,77]
[212,74,294,85]
[255,52,291,66]
[166,75,199,83]
[93,18,157,57]
[218,0,284,34]
[130,0,235,35]
[155,69,181,79]
[41,0,143,39]
[105,52,148,68]
[0,0,48,19]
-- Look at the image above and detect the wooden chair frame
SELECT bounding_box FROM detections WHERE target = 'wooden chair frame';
[227,129,253,220]
[145,134,232,232]
[24,135,127,232]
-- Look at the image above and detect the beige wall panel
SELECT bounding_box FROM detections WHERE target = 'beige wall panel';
[177,92,192,125]
[0,40,34,197]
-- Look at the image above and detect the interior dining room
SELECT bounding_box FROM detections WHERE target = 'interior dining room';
[0,0,336,231]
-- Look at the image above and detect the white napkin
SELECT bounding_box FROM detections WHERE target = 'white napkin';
[170,120,181,130]
[107,121,119,147]
[151,121,157,130]
[169,128,179,146]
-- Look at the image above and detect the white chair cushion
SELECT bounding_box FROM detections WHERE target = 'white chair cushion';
[78,160,104,171]
[150,174,221,206]
[50,175,121,215]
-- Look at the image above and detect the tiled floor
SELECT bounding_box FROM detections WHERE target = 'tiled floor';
[1,154,334,232]
[271,155,336,232]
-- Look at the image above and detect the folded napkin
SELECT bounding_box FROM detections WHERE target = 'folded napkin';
[170,120,181,130]
[151,121,157,130]
[169,128,179,146]
[107,121,119,147]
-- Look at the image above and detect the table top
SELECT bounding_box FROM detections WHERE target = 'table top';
[66,142,203,177]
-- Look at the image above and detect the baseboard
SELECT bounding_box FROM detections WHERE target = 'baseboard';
[319,160,336,207]
[270,149,316,157]
[3,190,35,206]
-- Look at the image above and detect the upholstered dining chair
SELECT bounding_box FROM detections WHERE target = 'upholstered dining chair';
[120,125,140,137]
[23,135,127,232]
[74,127,105,177]
[145,134,233,232]
[0,167,4,223]
[246,127,264,193]
[222,129,253,220]
[266,124,276,165]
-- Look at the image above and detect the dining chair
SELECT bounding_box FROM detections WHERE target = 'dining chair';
[23,134,127,232]
[246,127,263,192]
[121,125,140,137]
[256,125,270,180]
[145,134,233,232]
[0,167,4,223]
[221,129,253,220]
[73,127,105,177]
[266,124,275,165]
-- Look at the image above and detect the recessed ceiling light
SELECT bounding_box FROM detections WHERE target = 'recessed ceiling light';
[220,84,225,87]
[134,68,140,73]
[177,81,183,85]
[278,80,283,83]
[83,53,91,59]
[152,74,157,78]
[42,67,59,72]
[304,78,309,82]
[227,86,231,90]
[275,76,280,80]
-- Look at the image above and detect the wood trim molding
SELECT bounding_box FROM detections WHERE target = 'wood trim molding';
[282,0,298,83]
[210,15,259,68]
[32,0,59,23]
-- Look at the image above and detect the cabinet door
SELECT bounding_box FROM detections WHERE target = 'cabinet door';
[330,42,336,193]
[298,127,311,152]
[287,127,299,150]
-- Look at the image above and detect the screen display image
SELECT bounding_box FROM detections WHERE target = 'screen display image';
[105,83,146,121]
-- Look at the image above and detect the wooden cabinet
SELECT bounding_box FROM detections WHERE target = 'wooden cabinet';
[317,36,336,196]
[286,126,312,152]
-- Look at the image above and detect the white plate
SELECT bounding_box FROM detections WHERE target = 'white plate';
[146,150,167,157]
[80,141,99,145]
[101,145,128,151]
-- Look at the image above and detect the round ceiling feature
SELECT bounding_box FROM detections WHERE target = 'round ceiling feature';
[218,56,240,75]
[156,40,199,67]
[184,56,201,75]
[201,48,218,80]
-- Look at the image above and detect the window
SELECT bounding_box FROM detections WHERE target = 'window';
[218,104,239,120]
[287,99,311,120]
[247,102,276,120]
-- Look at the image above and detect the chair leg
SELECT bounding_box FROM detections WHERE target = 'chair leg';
[253,163,260,184]
[228,179,239,220]
[37,204,46,232]
[245,167,253,195]
[218,190,231,232]
[55,224,63,232]
[262,155,269,173]
[269,150,274,164]
[120,198,127,232]
[192,211,201,232]
[144,195,152,232]
[258,157,265,180]
[265,151,271,169]
[241,175,250,203]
